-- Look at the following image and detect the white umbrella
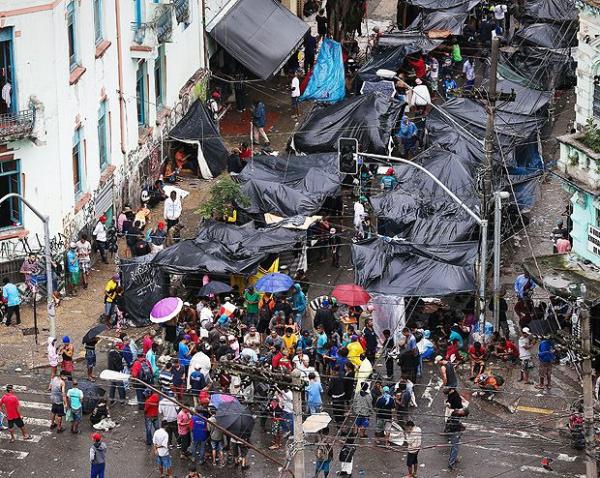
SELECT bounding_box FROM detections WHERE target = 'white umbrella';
[186,351,212,389]
[99,370,130,382]
[303,412,332,434]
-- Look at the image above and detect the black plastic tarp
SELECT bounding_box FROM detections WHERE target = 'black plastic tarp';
[481,78,551,116]
[208,0,309,80]
[408,11,469,35]
[513,22,577,49]
[169,100,229,179]
[352,238,478,296]
[152,221,304,275]
[358,47,406,82]
[378,31,443,51]
[523,0,577,22]
[289,92,403,154]
[237,153,342,217]
[404,0,475,8]
[370,146,480,243]
[121,254,168,326]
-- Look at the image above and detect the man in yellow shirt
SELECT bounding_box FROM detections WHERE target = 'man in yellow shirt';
[282,327,298,356]
[347,335,364,367]
[103,274,120,327]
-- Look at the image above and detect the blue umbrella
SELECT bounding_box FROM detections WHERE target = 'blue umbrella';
[255,273,294,293]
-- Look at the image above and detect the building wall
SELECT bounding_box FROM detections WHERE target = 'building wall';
[574,4,600,128]
[0,0,204,247]
[568,190,600,265]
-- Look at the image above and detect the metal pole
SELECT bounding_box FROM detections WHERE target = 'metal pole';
[493,192,502,332]
[43,218,56,338]
[579,297,598,478]
[291,369,305,478]
[478,219,489,341]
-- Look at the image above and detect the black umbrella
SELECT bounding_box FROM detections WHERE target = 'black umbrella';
[216,401,255,440]
[197,280,233,297]
[82,324,107,344]
[528,319,559,337]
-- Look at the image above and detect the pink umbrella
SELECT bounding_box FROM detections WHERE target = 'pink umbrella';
[210,393,239,409]
[150,297,183,323]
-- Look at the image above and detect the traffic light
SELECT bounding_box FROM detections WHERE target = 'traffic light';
[338,137,359,174]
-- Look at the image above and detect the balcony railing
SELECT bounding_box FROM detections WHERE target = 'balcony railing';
[0,109,35,142]
[174,0,190,24]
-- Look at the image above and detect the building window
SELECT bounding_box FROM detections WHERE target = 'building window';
[93,0,104,45]
[98,101,109,170]
[0,159,21,229]
[154,45,165,107]
[136,61,148,126]
[67,1,78,71]
[0,28,16,114]
[72,128,84,194]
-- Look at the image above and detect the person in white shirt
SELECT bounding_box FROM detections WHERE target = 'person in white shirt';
[410,78,431,114]
[92,216,109,264]
[158,396,178,446]
[518,327,535,384]
[76,234,93,288]
[462,57,475,90]
[163,190,182,230]
[152,427,174,477]
[353,198,367,239]
[403,420,422,478]
[493,4,507,31]
[290,70,301,118]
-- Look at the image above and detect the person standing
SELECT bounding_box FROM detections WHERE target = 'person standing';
[2,276,21,326]
[85,337,98,382]
[234,71,246,113]
[290,283,307,327]
[434,355,458,391]
[306,372,323,414]
[374,386,394,445]
[352,382,373,438]
[66,242,80,296]
[252,100,270,146]
[314,427,334,478]
[90,433,108,478]
[190,407,209,470]
[446,409,463,471]
[163,191,182,231]
[304,30,317,71]
[107,342,125,405]
[462,57,475,90]
[403,420,422,478]
[131,352,154,410]
[208,407,225,466]
[159,394,179,447]
[67,379,84,434]
[103,274,120,327]
[177,406,192,459]
[328,228,341,268]
[316,9,328,41]
[92,215,109,264]
[59,336,75,378]
[47,337,59,390]
[153,425,174,477]
[50,371,67,433]
[556,232,572,253]
[537,336,555,390]
[76,234,93,289]
[0,385,31,442]
[243,286,260,326]
[518,327,535,384]
[363,318,378,364]
[290,70,301,118]
[144,390,160,445]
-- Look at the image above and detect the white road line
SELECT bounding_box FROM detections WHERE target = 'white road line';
[464,444,579,462]
[23,417,52,427]
[464,423,554,442]
[0,449,28,459]
[0,432,42,443]
[20,401,51,411]
[520,465,585,477]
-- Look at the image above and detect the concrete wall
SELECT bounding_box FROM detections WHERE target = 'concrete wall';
[575,4,600,128]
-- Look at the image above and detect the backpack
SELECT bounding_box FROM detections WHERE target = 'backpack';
[139,360,153,384]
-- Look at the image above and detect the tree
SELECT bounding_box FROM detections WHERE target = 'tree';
[196,175,250,220]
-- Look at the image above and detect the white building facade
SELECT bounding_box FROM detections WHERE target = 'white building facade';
[0,0,206,252]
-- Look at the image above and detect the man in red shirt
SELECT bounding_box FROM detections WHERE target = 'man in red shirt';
[131,352,153,410]
[0,385,31,442]
[468,341,487,379]
[143,390,160,445]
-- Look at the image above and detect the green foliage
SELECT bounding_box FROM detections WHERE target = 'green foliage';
[196,175,250,219]
[580,118,600,154]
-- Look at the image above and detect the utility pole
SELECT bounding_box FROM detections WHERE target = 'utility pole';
[578,290,598,478]
[492,191,509,331]
[291,369,306,478]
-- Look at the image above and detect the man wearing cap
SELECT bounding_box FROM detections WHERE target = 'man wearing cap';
[90,432,107,478]
[66,242,80,296]
[518,328,535,384]
[92,215,109,264]
[243,326,261,352]
[0,385,31,442]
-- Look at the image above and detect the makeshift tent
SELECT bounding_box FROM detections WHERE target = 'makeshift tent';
[482,78,551,117]
[370,146,480,243]
[404,0,475,8]
[358,47,407,82]
[237,153,342,217]
[523,0,577,22]
[121,253,169,326]
[378,31,443,51]
[512,22,577,49]
[352,238,478,296]
[301,38,345,103]
[151,221,305,275]
[408,11,469,36]
[289,92,403,154]
[168,100,228,179]
[207,0,308,80]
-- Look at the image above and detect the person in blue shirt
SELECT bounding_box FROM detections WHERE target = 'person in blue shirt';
[315,326,329,374]
[290,283,308,327]
[305,372,323,414]
[442,73,458,99]
[189,365,207,407]
[2,276,21,326]
[380,167,398,191]
[178,335,193,373]
[66,242,80,295]
[190,408,210,470]
[396,115,419,158]
[514,272,536,299]
[252,100,270,146]
[537,337,555,390]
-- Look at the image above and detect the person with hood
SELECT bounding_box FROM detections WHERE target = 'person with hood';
[374,385,394,444]
[380,167,398,191]
[396,115,418,158]
[47,337,59,390]
[290,283,307,327]
[90,433,108,478]
[352,381,373,438]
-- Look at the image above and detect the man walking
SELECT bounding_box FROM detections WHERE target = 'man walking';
[107,342,125,405]
[0,385,31,442]
[50,371,67,433]
[403,420,422,478]
[67,379,84,434]
[144,390,160,445]
[77,234,92,289]
[90,433,107,478]
[446,409,464,471]
[252,100,270,146]
[290,70,301,118]
[153,425,174,477]
[92,215,109,264]
[2,277,21,326]
[163,190,182,231]
[537,335,555,390]
[518,327,535,384]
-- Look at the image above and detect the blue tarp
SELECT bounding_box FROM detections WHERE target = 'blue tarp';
[300,38,345,103]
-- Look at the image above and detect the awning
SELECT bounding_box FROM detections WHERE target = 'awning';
[208,0,309,80]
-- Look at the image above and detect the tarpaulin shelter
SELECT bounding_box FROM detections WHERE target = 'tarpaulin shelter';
[121,254,169,326]
[408,10,469,36]
[288,92,403,154]
[512,22,577,49]
[523,0,577,23]
[404,0,476,8]
[301,39,345,103]
[207,0,308,80]
[377,31,443,51]
[370,146,480,243]
[168,100,229,179]
[358,47,407,82]
[480,78,551,117]
[237,153,342,217]
[352,238,478,296]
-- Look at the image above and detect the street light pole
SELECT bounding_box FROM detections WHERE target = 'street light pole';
[291,369,306,478]
[0,193,55,338]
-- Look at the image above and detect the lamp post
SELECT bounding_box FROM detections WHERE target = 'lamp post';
[0,193,55,337]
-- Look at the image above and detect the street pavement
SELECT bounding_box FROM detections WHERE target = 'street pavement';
[0,362,586,478]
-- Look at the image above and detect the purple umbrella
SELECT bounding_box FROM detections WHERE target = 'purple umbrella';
[150,297,183,324]
[210,393,239,409]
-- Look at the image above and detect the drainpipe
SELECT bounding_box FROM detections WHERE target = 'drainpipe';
[115,0,127,157]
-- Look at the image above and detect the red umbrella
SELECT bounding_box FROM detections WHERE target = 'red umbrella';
[331,284,371,306]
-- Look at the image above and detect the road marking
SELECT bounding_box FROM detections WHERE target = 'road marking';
[1,385,27,393]
[464,444,579,462]
[516,405,555,415]
[520,465,585,477]
[0,449,28,459]
[464,423,554,442]
[421,376,442,408]
[23,417,52,427]
[20,401,50,411]
[0,432,42,443]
